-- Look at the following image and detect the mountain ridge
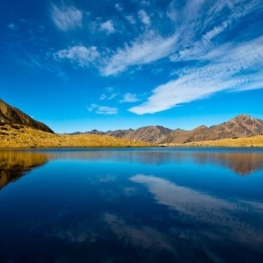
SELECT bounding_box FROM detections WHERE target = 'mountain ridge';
[80,114,263,144]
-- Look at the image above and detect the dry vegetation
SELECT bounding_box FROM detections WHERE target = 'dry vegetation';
[163,134,263,147]
[0,124,153,148]
[1,123,263,148]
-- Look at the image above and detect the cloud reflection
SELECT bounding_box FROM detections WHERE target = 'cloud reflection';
[131,174,263,246]
[104,213,175,252]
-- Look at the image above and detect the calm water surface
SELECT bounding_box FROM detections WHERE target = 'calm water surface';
[0,148,263,263]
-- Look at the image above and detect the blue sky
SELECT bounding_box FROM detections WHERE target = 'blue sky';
[1,0,263,133]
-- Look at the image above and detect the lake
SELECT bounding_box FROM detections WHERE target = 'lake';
[0,148,263,263]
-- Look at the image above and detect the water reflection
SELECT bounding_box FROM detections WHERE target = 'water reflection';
[0,148,263,262]
[131,174,263,246]
[192,152,263,175]
[1,149,263,180]
[0,151,49,189]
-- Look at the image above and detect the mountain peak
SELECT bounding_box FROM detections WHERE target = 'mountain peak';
[233,114,253,120]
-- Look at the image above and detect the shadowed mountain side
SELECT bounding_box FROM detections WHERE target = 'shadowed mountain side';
[162,115,263,144]
[0,151,49,189]
[0,99,53,133]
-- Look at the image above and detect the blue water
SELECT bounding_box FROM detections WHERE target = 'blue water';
[0,148,263,263]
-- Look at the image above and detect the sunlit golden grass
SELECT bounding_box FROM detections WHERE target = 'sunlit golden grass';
[164,135,263,147]
[0,124,153,148]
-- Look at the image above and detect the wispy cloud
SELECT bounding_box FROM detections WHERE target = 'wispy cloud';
[129,36,263,114]
[96,106,118,115]
[138,10,151,26]
[87,103,98,112]
[54,46,99,67]
[100,20,115,34]
[100,32,179,76]
[120,93,139,103]
[88,104,118,115]
[51,0,262,115]
[125,15,136,25]
[100,87,117,100]
[128,0,263,114]
[51,3,83,31]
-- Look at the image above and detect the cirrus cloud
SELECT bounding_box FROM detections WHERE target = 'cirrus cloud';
[51,3,83,31]
[54,46,99,67]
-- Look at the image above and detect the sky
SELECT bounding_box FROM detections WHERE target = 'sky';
[1,0,263,133]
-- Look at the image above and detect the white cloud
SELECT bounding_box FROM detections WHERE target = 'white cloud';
[54,46,99,67]
[129,36,263,114]
[99,87,117,100]
[87,103,98,112]
[96,106,118,115]
[120,93,139,103]
[87,104,118,115]
[100,32,179,76]
[51,3,82,31]
[51,0,262,115]
[138,10,151,26]
[100,20,115,34]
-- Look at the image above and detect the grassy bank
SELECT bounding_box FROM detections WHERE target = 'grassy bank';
[0,124,152,148]
[164,135,263,147]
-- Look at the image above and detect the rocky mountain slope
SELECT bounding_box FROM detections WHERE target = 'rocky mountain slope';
[85,114,263,144]
[162,115,263,144]
[86,126,172,144]
[0,98,53,133]
[107,126,172,144]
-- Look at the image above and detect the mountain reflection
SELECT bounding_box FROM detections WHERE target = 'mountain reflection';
[0,151,49,189]
[192,152,263,175]
[0,149,263,189]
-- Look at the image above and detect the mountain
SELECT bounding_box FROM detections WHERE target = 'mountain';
[104,126,171,144]
[0,98,53,133]
[81,126,172,144]
[162,114,263,144]
[82,114,263,144]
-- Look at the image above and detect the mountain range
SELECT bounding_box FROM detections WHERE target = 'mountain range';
[83,115,263,144]
[1,98,263,144]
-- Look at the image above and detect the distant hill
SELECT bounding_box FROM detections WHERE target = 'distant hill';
[162,114,263,144]
[84,126,172,144]
[82,114,263,144]
[106,126,172,144]
[0,98,53,133]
